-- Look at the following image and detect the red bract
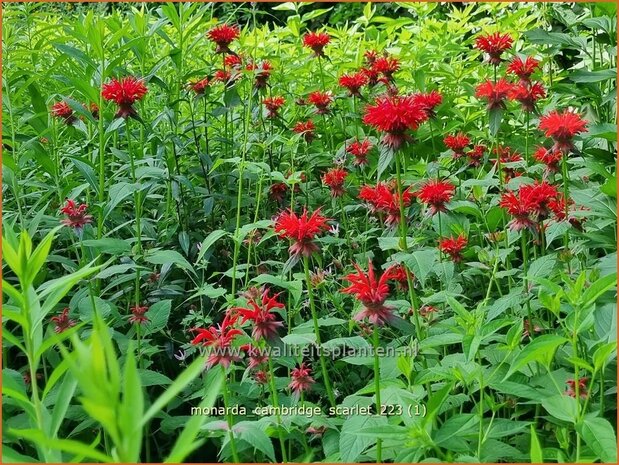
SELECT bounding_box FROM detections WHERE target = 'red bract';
[50,308,76,333]
[358,182,414,227]
[385,263,410,290]
[548,194,587,231]
[499,181,560,232]
[102,77,148,118]
[566,378,588,399]
[443,132,471,158]
[322,167,349,197]
[475,32,513,65]
[308,90,333,114]
[416,179,455,215]
[341,260,395,326]
[191,312,243,368]
[51,101,75,124]
[302,31,330,57]
[289,363,315,398]
[263,96,285,118]
[533,146,563,173]
[539,110,587,153]
[274,207,330,258]
[364,49,378,65]
[214,69,240,86]
[412,90,443,118]
[346,139,373,166]
[363,94,428,150]
[493,146,523,181]
[269,182,288,203]
[129,305,150,325]
[507,56,541,81]
[246,60,272,88]
[242,344,269,369]
[224,54,243,68]
[372,56,400,81]
[188,78,210,95]
[293,120,316,142]
[475,79,513,110]
[339,72,368,97]
[438,235,468,262]
[207,24,240,54]
[361,66,381,87]
[509,81,545,112]
[467,144,486,167]
[233,288,284,341]
[60,199,93,231]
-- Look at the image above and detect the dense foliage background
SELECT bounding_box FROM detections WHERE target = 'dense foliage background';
[2,2,617,463]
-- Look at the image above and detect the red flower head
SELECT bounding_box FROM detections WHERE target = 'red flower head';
[269,182,288,203]
[51,101,75,124]
[89,102,100,119]
[385,263,410,291]
[359,182,414,227]
[224,54,243,68]
[302,31,330,57]
[548,195,587,231]
[507,56,541,82]
[466,144,486,167]
[129,304,150,325]
[50,308,76,333]
[274,207,330,258]
[233,288,284,341]
[412,90,443,118]
[475,32,513,65]
[322,167,349,197]
[493,146,523,181]
[263,96,285,118]
[500,181,559,232]
[475,79,513,111]
[341,260,396,326]
[191,312,243,368]
[539,110,587,154]
[207,24,240,54]
[339,72,369,97]
[533,146,563,173]
[188,78,210,95]
[308,90,333,115]
[361,66,381,87]
[346,139,373,166]
[242,344,269,369]
[438,235,468,263]
[508,81,545,112]
[364,49,379,65]
[246,60,272,88]
[416,179,455,215]
[372,56,400,81]
[566,378,588,399]
[289,362,315,398]
[363,94,429,150]
[60,199,93,231]
[254,370,269,385]
[443,132,471,158]
[214,69,241,86]
[102,77,148,119]
[293,120,316,143]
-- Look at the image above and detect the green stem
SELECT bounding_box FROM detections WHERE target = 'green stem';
[521,230,533,332]
[221,366,240,463]
[267,355,288,462]
[373,325,383,463]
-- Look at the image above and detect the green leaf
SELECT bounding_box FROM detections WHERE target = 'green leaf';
[376,144,394,181]
[237,422,276,462]
[488,108,503,137]
[119,346,143,462]
[578,417,617,463]
[49,373,78,438]
[82,238,131,254]
[530,425,543,463]
[196,229,229,263]
[145,249,195,274]
[138,369,173,387]
[504,335,568,378]
[434,414,479,445]
[581,272,617,307]
[541,395,578,423]
[339,414,388,462]
[142,300,172,336]
[404,249,437,287]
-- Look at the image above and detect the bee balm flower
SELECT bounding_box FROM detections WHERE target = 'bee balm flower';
[207,24,240,54]
[475,32,513,65]
[274,208,330,258]
[102,77,148,119]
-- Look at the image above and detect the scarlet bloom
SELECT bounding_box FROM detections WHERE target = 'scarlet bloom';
[507,56,541,82]
[346,139,373,166]
[475,32,513,65]
[548,195,587,231]
[339,72,369,97]
[50,308,76,333]
[493,146,523,181]
[188,78,210,95]
[213,69,240,86]
[467,144,486,167]
[533,146,563,173]
[566,378,588,399]
[443,132,471,158]
[361,66,381,87]
[416,179,455,215]
[385,263,410,290]
[438,235,468,262]
[241,344,269,369]
[363,94,429,150]
[269,182,288,203]
[322,167,349,197]
[51,101,75,124]
[191,312,243,368]
[364,49,379,65]
[274,207,330,258]
[224,54,243,68]
[246,60,272,88]
[412,90,443,118]
[475,79,513,110]
[102,77,148,118]
[341,260,396,326]
[358,182,414,227]
[293,120,316,143]
[308,90,333,115]
[263,96,285,118]
[60,199,93,231]
[499,181,560,232]
[302,31,330,57]
[509,81,545,112]
[289,363,315,398]
[234,288,284,341]
[129,305,150,325]
[539,110,587,153]
[372,56,400,81]
[207,24,240,54]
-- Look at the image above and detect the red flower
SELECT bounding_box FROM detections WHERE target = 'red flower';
[254,370,269,385]
[548,194,587,231]
[364,49,379,65]
[475,32,513,65]
[224,54,243,68]
[341,260,395,326]
[385,263,410,290]
[358,182,414,227]
[242,344,269,369]
[416,179,455,215]
[263,96,285,118]
[191,312,243,368]
[322,167,349,197]
[51,101,75,124]
[274,208,330,258]
[466,144,486,167]
[207,24,240,54]
[493,146,523,181]
[50,308,76,333]
[443,132,471,158]
[89,102,100,119]
[213,69,240,86]
[507,56,541,82]
[412,90,443,118]
[372,56,400,81]
[308,90,333,115]
[499,181,560,232]
[246,60,272,88]
[188,78,210,95]
[533,146,563,173]
[539,110,587,153]
[269,182,288,203]
[566,378,588,399]
[339,72,369,97]
[508,81,545,112]
[129,305,150,325]
[363,94,429,150]
[293,120,316,143]
[60,199,93,231]
[234,288,284,341]
[302,31,330,57]
[438,235,468,262]
[346,139,373,166]
[475,79,513,110]
[289,363,315,398]
[102,77,148,118]
[361,66,381,87]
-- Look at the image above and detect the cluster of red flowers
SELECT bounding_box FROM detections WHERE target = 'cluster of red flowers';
[50,308,76,333]
[51,100,99,124]
[322,167,349,197]
[302,31,330,57]
[60,199,93,231]
[499,181,561,232]
[233,288,284,341]
[346,139,373,166]
[274,207,330,258]
[359,182,414,227]
[438,235,468,262]
[129,305,150,325]
[416,179,455,216]
[263,96,285,118]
